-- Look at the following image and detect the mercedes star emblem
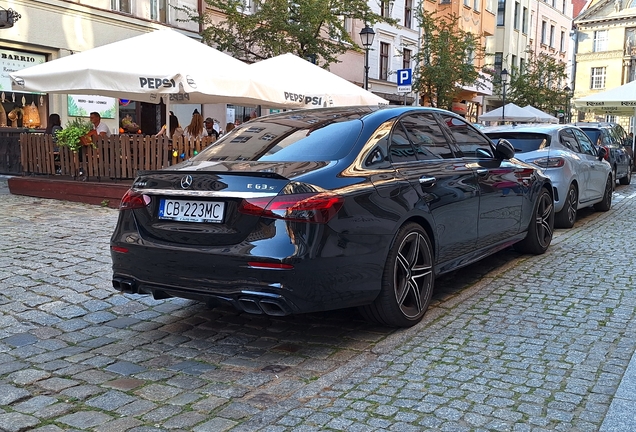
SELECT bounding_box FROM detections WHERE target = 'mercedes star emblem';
[180,175,193,189]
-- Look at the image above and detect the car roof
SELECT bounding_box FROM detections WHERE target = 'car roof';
[482,123,571,134]
[570,122,617,129]
[259,105,466,122]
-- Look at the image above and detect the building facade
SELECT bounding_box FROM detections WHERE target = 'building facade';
[422,0,497,120]
[573,0,636,123]
[1,0,200,133]
[483,0,574,116]
[351,0,421,106]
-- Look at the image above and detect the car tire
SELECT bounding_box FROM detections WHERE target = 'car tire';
[555,183,578,229]
[619,164,632,185]
[513,188,554,254]
[359,223,434,328]
[594,175,613,212]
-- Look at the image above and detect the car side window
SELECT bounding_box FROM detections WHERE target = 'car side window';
[560,129,581,153]
[439,114,493,158]
[389,122,418,163]
[609,126,625,146]
[572,128,597,156]
[400,114,454,160]
[600,130,613,146]
[363,120,392,169]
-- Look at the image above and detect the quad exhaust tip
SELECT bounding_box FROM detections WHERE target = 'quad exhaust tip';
[112,278,291,316]
[112,278,137,294]
[238,296,290,316]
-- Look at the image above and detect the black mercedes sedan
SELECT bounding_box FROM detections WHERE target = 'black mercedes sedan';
[111,106,554,327]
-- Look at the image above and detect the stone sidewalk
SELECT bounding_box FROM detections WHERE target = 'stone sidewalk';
[0,176,635,431]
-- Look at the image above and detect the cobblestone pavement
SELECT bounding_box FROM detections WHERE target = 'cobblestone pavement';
[0,175,635,431]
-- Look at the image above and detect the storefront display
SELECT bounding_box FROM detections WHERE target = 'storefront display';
[0,47,47,129]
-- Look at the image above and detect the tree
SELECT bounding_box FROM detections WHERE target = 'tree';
[414,10,486,110]
[502,51,570,116]
[179,0,390,67]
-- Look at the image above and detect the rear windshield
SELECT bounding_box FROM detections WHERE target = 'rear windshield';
[485,132,550,153]
[579,129,603,146]
[191,112,365,162]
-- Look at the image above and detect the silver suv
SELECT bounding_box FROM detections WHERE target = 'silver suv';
[570,122,632,186]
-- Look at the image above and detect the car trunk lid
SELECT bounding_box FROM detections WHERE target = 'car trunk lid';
[126,161,328,246]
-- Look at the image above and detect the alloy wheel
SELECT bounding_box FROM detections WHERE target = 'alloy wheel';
[565,187,577,225]
[535,191,554,249]
[393,231,433,319]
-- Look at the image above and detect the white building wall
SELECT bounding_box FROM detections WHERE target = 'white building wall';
[363,0,421,104]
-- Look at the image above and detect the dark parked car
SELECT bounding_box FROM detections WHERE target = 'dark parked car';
[571,122,632,185]
[111,106,554,327]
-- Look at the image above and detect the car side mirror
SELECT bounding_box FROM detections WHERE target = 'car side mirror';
[597,146,608,161]
[494,138,515,160]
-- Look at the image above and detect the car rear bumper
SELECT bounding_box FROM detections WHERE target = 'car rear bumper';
[110,238,388,316]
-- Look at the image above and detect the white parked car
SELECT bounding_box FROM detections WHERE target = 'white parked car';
[484,124,612,228]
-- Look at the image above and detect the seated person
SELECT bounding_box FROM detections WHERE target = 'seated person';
[87,112,111,139]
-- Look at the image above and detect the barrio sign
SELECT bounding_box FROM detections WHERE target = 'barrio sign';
[0,48,45,93]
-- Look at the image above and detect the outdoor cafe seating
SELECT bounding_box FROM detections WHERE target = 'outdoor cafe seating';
[19,133,215,181]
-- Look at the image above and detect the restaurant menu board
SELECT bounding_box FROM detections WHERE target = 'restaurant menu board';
[68,95,116,119]
[0,48,46,93]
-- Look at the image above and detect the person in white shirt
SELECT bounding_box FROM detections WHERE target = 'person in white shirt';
[88,112,111,138]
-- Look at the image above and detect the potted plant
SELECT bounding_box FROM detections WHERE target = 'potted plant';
[54,118,94,152]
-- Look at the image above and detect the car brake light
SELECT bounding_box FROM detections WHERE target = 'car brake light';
[119,189,151,210]
[528,157,565,168]
[239,192,344,223]
[111,246,129,253]
[602,146,610,161]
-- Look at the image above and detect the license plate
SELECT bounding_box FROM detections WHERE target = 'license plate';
[158,199,225,223]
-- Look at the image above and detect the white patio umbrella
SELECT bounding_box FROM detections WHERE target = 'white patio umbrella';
[523,105,559,123]
[9,29,262,107]
[478,103,539,123]
[573,81,636,116]
[573,81,636,153]
[247,53,389,108]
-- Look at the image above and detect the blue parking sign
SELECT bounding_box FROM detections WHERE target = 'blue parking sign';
[397,69,412,86]
[397,68,412,92]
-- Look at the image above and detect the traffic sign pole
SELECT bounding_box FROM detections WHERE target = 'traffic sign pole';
[396,68,412,105]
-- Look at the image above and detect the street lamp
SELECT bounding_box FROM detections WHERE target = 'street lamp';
[360,24,375,91]
[564,85,572,123]
[501,68,509,122]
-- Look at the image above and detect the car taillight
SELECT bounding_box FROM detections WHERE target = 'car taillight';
[119,189,151,210]
[528,157,565,168]
[602,146,610,161]
[239,192,344,224]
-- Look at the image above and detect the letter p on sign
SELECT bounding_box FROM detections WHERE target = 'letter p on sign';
[397,68,412,93]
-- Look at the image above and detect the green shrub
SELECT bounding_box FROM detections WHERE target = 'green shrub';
[55,118,94,152]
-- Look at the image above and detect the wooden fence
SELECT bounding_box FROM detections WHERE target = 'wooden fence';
[19,134,214,180]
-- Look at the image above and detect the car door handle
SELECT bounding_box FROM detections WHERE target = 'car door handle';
[419,176,436,187]
[476,168,488,176]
